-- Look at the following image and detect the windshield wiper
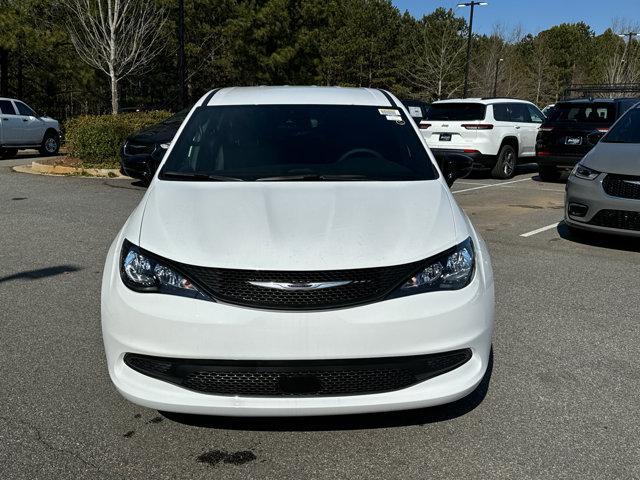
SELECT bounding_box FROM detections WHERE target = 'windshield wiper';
[256,174,372,182]
[161,171,244,181]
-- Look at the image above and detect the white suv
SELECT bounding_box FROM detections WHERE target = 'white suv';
[420,98,545,179]
[0,97,61,158]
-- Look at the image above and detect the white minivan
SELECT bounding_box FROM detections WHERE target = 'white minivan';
[101,86,494,417]
[420,98,545,179]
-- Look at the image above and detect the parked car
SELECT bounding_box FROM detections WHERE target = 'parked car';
[0,97,61,158]
[120,108,189,183]
[101,86,494,417]
[420,98,546,179]
[541,104,556,117]
[565,101,640,237]
[535,97,639,181]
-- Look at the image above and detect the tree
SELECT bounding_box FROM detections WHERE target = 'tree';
[62,0,168,114]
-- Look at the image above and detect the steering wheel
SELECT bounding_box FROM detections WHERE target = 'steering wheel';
[336,148,386,164]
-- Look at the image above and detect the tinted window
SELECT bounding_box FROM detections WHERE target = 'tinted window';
[15,101,36,117]
[548,103,615,123]
[509,103,530,122]
[602,107,640,144]
[493,104,509,122]
[425,103,486,121]
[161,105,437,182]
[527,105,545,123]
[0,100,16,115]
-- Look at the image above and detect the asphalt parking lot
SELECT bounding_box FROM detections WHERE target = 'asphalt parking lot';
[1,160,639,480]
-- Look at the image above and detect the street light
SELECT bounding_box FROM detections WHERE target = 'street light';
[493,58,503,97]
[618,32,638,80]
[178,0,187,109]
[458,1,487,98]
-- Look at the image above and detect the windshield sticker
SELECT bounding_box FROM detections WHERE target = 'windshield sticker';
[385,115,402,122]
[379,108,400,116]
[408,106,422,117]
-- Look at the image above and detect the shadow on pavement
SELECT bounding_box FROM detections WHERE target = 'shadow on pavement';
[162,350,494,432]
[557,221,640,253]
[0,265,81,284]
[466,162,538,180]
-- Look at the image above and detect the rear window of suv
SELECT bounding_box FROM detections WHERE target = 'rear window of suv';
[548,103,615,123]
[425,103,486,121]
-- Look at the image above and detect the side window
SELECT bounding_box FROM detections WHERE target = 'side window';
[15,101,36,117]
[527,105,544,123]
[509,103,530,123]
[493,104,510,122]
[0,100,16,115]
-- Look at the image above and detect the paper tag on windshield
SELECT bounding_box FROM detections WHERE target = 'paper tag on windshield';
[408,106,422,117]
[379,108,400,116]
[385,115,402,121]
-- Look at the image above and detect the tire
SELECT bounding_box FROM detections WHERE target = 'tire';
[39,131,60,156]
[0,148,18,159]
[538,165,561,182]
[491,144,517,179]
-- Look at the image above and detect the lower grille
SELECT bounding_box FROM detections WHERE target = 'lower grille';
[602,174,640,200]
[589,209,640,231]
[124,350,472,397]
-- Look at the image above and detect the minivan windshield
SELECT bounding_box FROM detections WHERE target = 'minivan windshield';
[160,105,437,181]
[425,103,486,121]
[547,103,615,124]
[602,107,640,143]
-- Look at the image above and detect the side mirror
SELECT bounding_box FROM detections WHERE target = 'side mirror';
[433,152,473,187]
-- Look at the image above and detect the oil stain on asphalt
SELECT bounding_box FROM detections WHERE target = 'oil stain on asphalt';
[197,450,257,466]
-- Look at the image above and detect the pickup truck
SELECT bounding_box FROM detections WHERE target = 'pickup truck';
[0,97,61,158]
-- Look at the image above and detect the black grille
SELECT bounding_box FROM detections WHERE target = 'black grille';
[589,209,640,231]
[125,142,155,155]
[176,261,425,310]
[124,350,472,397]
[602,174,640,200]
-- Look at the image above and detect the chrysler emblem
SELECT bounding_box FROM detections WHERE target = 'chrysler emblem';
[248,280,352,291]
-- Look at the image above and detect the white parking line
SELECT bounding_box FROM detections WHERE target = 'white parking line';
[453,177,531,194]
[520,222,560,237]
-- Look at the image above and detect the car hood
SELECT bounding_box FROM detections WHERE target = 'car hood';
[128,122,180,144]
[138,180,458,270]
[582,142,640,176]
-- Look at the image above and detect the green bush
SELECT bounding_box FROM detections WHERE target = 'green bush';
[65,111,173,168]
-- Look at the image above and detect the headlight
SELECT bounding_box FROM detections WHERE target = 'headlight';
[571,163,600,180]
[119,240,210,300]
[390,238,475,298]
[159,143,170,149]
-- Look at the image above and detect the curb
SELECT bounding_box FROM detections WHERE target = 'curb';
[12,161,131,179]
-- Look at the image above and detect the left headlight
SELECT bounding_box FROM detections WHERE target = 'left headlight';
[571,163,600,180]
[119,240,210,300]
[390,238,475,298]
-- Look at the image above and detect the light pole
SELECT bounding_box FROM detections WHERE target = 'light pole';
[493,58,503,97]
[458,1,487,98]
[178,0,187,109]
[618,31,638,81]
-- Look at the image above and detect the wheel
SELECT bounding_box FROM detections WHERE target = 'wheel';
[39,131,60,156]
[491,144,517,179]
[538,165,561,182]
[0,148,18,159]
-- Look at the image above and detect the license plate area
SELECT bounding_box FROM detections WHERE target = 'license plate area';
[439,133,452,142]
[565,137,582,146]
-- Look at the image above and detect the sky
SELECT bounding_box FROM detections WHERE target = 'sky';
[392,0,640,35]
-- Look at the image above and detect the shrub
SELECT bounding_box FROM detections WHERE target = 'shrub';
[65,111,172,167]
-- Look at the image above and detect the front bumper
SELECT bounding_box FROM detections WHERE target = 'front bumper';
[565,173,640,237]
[101,236,494,416]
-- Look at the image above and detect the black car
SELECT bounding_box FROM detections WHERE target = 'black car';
[535,97,639,181]
[120,108,189,183]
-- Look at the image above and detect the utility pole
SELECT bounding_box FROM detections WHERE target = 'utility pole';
[493,58,503,97]
[178,0,187,109]
[618,31,638,81]
[458,1,487,98]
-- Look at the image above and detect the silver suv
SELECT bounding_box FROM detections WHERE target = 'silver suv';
[0,97,61,158]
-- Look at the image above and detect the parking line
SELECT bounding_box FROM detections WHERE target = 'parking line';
[520,222,560,237]
[453,177,531,194]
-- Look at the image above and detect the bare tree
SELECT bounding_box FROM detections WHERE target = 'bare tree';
[604,19,640,86]
[62,0,167,114]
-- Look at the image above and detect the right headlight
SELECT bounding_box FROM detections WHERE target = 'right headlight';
[390,238,475,298]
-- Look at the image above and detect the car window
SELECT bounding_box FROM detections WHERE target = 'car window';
[0,100,16,115]
[548,103,615,123]
[15,101,36,117]
[492,104,510,122]
[425,103,486,121]
[527,105,545,123]
[602,107,640,144]
[509,103,530,122]
[160,105,438,182]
